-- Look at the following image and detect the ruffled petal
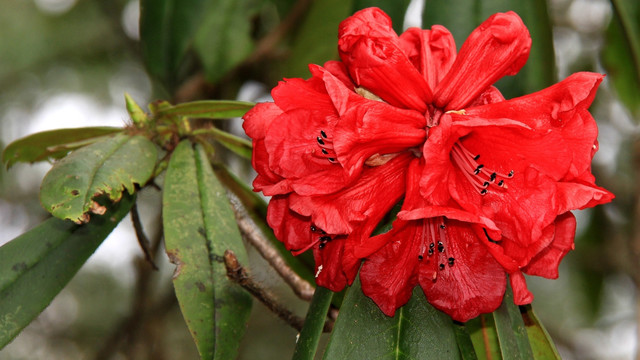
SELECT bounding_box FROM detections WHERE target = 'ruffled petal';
[322,69,426,178]
[338,7,431,111]
[399,25,457,91]
[267,195,312,252]
[509,271,534,305]
[288,153,411,235]
[523,212,576,279]
[418,219,507,322]
[434,12,531,110]
[360,220,421,316]
[313,236,360,291]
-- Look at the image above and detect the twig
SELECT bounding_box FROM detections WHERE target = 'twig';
[231,202,316,301]
[224,250,305,332]
[130,202,158,270]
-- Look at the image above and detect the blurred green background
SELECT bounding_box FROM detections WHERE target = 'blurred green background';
[0,0,637,359]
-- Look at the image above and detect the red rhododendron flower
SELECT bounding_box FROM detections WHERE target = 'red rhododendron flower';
[242,7,614,322]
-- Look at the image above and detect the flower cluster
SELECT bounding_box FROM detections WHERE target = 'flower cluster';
[243,7,613,322]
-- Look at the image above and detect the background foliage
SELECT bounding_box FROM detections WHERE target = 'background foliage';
[0,0,637,359]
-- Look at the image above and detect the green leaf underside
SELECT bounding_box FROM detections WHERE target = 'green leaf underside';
[323,279,461,360]
[492,286,534,360]
[293,287,334,360]
[521,305,561,359]
[163,140,251,360]
[0,194,134,348]
[156,100,255,119]
[39,133,157,223]
[1,127,123,169]
[212,164,316,284]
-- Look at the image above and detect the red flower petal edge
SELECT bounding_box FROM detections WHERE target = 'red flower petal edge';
[243,7,614,322]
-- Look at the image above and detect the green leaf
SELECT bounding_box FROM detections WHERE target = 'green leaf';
[492,285,533,360]
[40,133,157,223]
[124,93,149,128]
[352,0,411,34]
[139,0,208,90]
[1,127,122,169]
[466,314,501,360]
[0,194,134,348]
[521,305,561,359]
[323,278,461,359]
[194,127,253,160]
[155,100,255,119]
[193,0,258,83]
[454,323,479,360]
[280,0,355,78]
[163,140,252,360]
[292,287,334,360]
[603,0,640,118]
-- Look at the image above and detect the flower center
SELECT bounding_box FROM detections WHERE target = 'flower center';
[450,142,513,196]
[416,217,455,283]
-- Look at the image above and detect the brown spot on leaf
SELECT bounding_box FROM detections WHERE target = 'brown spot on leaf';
[167,250,183,279]
[195,281,206,292]
[90,201,107,215]
[71,189,80,196]
[12,262,27,272]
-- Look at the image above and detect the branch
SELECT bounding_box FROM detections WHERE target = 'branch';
[130,202,158,270]
[231,202,315,301]
[223,250,305,332]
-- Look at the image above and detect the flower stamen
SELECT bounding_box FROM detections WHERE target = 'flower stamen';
[315,130,340,165]
[451,142,514,195]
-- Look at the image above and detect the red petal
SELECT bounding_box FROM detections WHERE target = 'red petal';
[267,195,312,252]
[288,153,410,235]
[360,220,421,317]
[523,212,576,279]
[313,236,360,291]
[338,7,431,111]
[434,12,531,110]
[323,70,426,178]
[509,271,534,305]
[418,219,507,322]
[399,25,457,91]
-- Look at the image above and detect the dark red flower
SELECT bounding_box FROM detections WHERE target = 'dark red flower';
[243,7,613,322]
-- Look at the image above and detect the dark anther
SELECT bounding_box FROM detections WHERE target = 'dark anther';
[320,230,326,235]
[429,242,435,248]
[437,242,444,253]
[319,236,332,242]
[320,130,328,138]
[310,225,317,232]
[497,180,504,187]
[483,181,490,187]
[439,224,446,229]
[428,248,434,256]
[317,136,325,145]
[473,154,480,160]
[508,170,514,178]
[318,243,325,249]
[439,264,445,270]
[473,164,484,175]
[490,172,497,182]
[321,148,329,155]
[418,255,424,261]
[448,257,455,266]
[328,158,335,162]
[480,189,488,195]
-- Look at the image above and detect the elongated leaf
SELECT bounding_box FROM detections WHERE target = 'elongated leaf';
[193,0,257,83]
[352,0,411,34]
[40,133,157,223]
[2,127,122,169]
[0,194,134,348]
[280,0,355,78]
[323,278,461,359]
[492,285,533,360]
[163,140,251,360]
[466,314,501,360]
[293,287,334,360]
[521,305,561,359]
[156,100,255,119]
[195,127,252,160]
[454,323,479,360]
[603,0,640,118]
[139,0,208,89]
